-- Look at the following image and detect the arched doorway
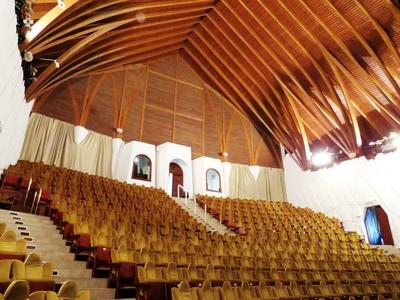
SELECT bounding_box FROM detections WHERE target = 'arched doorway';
[169,162,183,197]
[364,205,394,245]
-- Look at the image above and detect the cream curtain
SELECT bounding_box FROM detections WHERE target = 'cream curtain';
[229,164,258,199]
[228,163,287,201]
[257,167,287,201]
[20,113,112,177]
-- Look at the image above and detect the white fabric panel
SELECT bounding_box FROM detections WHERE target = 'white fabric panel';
[228,163,287,201]
[0,0,32,173]
[284,151,400,245]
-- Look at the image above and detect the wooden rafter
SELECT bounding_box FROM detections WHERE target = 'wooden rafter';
[25,0,400,169]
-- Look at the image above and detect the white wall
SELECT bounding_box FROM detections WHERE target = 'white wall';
[284,151,400,245]
[0,0,33,173]
[156,142,193,197]
[192,156,224,196]
[114,140,156,187]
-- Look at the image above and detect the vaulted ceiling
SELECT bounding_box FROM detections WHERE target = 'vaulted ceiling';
[24,0,400,169]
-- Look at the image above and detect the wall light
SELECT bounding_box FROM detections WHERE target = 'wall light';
[311,150,333,167]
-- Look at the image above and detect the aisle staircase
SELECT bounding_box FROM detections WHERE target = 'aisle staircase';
[0,209,116,300]
[172,197,232,235]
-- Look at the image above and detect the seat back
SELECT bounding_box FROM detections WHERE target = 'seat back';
[24,253,53,280]
[171,280,198,300]
[0,260,13,281]
[3,280,29,300]
[196,280,219,300]
[58,281,78,298]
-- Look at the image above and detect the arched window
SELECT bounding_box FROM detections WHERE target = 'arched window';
[206,168,221,192]
[132,155,151,181]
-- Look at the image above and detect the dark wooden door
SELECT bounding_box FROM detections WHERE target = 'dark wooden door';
[169,162,183,197]
[375,205,394,245]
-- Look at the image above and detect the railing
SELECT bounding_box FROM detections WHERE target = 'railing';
[177,184,189,205]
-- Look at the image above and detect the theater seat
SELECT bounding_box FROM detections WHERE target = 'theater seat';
[171,280,198,300]
[1,174,21,190]
[195,280,219,300]
[3,280,29,300]
[0,260,13,294]
[220,281,240,300]
[0,231,26,260]
[0,223,6,236]
[12,253,54,292]
[137,262,166,300]
[54,281,90,300]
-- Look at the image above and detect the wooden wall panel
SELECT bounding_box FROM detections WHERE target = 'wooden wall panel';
[142,106,173,145]
[86,74,120,137]
[175,115,203,156]
[176,55,203,86]
[176,83,203,119]
[146,72,175,111]
[124,70,147,142]
[227,117,251,165]
[148,56,177,78]
[37,52,281,167]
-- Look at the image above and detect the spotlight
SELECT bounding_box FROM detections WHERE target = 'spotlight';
[57,0,65,9]
[24,51,34,62]
[115,128,124,134]
[311,150,333,167]
[38,58,60,68]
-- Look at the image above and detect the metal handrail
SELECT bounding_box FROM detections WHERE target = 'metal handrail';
[177,184,189,205]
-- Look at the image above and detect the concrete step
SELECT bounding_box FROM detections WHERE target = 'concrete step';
[172,197,231,235]
[27,249,76,262]
[87,288,116,300]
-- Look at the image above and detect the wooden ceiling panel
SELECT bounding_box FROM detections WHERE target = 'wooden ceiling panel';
[25,0,400,169]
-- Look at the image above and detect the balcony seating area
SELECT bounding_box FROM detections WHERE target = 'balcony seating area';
[1,160,400,299]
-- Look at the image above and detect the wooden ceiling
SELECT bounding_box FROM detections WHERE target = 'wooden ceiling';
[23,0,400,169]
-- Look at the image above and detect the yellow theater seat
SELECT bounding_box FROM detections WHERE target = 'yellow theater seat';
[171,280,198,300]
[0,223,6,236]
[0,260,13,294]
[3,280,29,300]
[36,281,90,300]
[12,253,54,292]
[0,231,26,260]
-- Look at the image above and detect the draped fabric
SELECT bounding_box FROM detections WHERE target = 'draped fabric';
[229,164,257,199]
[365,207,382,245]
[257,167,287,201]
[228,163,287,201]
[284,152,400,245]
[20,113,112,177]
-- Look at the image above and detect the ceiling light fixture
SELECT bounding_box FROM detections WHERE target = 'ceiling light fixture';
[24,51,33,62]
[57,0,65,9]
[38,58,60,68]
[311,150,333,167]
